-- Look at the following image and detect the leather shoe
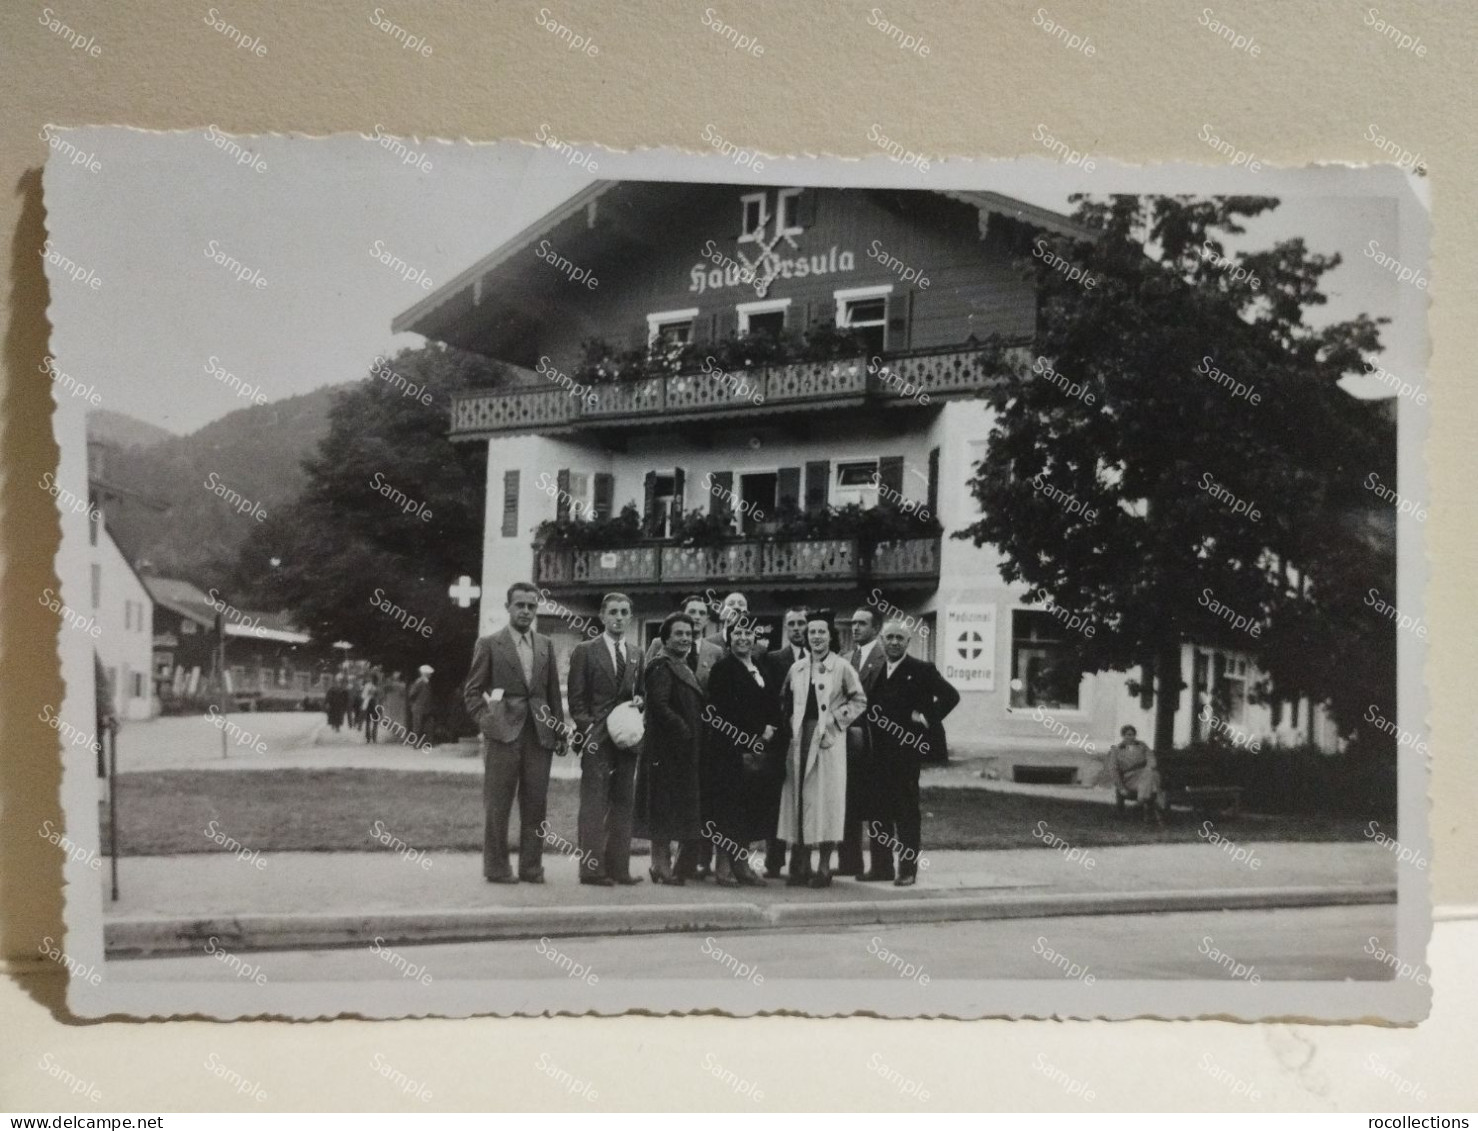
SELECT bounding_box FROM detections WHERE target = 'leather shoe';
[785,871,810,887]
[893,874,917,887]
[519,870,546,884]
[486,874,518,885]
[579,876,615,887]
[859,870,895,882]
[808,868,833,888]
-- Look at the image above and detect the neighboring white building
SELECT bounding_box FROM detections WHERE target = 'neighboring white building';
[395,180,1338,763]
[87,512,156,721]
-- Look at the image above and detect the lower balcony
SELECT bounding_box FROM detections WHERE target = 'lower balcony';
[534,535,941,594]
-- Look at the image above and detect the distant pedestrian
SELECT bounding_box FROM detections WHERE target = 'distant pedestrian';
[361,677,380,743]
[380,670,408,741]
[1107,725,1163,823]
[325,674,350,732]
[346,675,363,729]
[408,665,435,747]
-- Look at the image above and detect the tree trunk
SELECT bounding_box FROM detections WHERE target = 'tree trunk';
[1152,642,1183,754]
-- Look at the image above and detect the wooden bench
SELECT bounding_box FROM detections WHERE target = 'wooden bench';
[1114,753,1244,818]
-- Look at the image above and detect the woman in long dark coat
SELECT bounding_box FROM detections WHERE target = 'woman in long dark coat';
[634,612,706,884]
[325,674,350,732]
[704,622,784,886]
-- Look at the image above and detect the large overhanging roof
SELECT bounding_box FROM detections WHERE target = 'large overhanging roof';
[391,181,1094,349]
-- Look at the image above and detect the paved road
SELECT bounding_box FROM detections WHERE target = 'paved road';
[106,903,1399,982]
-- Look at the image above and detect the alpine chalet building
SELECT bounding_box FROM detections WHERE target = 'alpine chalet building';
[395,181,1333,766]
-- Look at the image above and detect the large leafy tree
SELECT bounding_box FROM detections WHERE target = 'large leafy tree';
[230,344,509,733]
[961,196,1396,751]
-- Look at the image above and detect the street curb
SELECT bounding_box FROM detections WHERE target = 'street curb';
[104,883,1395,956]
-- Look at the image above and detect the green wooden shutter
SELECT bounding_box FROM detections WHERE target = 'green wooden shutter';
[878,456,904,505]
[777,466,802,515]
[556,468,571,521]
[804,460,830,514]
[593,472,614,520]
[888,289,912,352]
[643,470,658,535]
[709,470,734,520]
[501,470,519,537]
[927,447,940,517]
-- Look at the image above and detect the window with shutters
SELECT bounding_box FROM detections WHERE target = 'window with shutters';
[647,307,699,347]
[737,297,790,338]
[647,472,679,538]
[501,469,519,537]
[739,192,768,242]
[834,459,881,508]
[777,188,805,236]
[834,284,894,358]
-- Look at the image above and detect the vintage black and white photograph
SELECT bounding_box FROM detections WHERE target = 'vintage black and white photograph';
[38,132,1428,1019]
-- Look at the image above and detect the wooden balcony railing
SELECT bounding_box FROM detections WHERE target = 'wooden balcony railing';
[534,535,941,591]
[450,346,1001,437]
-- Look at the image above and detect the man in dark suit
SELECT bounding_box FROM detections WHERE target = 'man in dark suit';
[760,605,809,879]
[646,593,723,691]
[569,592,646,887]
[867,618,961,885]
[842,607,889,878]
[462,581,566,884]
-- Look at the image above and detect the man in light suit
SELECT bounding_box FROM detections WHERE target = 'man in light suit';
[867,618,961,885]
[645,593,723,691]
[842,607,890,879]
[569,592,646,887]
[462,581,566,884]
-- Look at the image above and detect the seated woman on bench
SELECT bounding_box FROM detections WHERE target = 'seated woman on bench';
[1107,725,1164,823]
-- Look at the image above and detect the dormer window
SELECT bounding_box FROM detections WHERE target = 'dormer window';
[739,192,768,242]
[777,188,804,236]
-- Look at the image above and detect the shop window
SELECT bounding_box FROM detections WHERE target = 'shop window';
[1009,609,1082,710]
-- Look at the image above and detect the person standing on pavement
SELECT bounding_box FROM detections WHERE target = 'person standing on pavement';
[462,582,566,884]
[379,670,408,742]
[635,611,706,885]
[841,608,888,879]
[866,618,960,886]
[360,675,380,743]
[778,614,867,888]
[325,673,350,733]
[407,665,434,747]
[346,673,362,729]
[760,605,808,879]
[569,592,646,887]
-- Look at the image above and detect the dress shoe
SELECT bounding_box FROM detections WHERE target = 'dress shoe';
[519,870,546,884]
[579,876,616,887]
[785,871,810,887]
[893,874,917,887]
[649,865,683,886]
[859,869,895,882]
[808,868,833,889]
[611,874,644,886]
[764,868,783,880]
[486,874,518,885]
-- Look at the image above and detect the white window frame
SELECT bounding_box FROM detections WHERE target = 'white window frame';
[833,283,894,326]
[1005,604,1091,717]
[646,307,700,346]
[739,192,769,242]
[832,456,882,509]
[777,187,804,236]
[736,297,791,336]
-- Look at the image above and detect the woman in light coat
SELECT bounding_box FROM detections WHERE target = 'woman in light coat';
[777,615,868,887]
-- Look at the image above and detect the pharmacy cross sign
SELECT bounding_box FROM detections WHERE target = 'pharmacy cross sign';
[954,629,986,661]
[449,575,481,608]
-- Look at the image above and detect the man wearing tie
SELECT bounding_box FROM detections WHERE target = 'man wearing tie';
[569,592,646,887]
[842,608,889,879]
[462,581,566,884]
[867,618,961,885]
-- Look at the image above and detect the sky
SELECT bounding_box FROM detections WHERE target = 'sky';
[42,130,1427,435]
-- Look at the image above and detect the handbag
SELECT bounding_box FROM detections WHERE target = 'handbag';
[606,701,645,750]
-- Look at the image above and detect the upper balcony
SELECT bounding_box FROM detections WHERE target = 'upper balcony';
[449,345,1011,440]
[535,534,942,595]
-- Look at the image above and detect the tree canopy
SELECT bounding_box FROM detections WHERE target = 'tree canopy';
[960,195,1397,749]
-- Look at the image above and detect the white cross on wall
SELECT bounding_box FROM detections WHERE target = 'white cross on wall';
[449,575,481,608]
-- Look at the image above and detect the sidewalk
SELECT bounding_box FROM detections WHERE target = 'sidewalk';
[102,841,1396,956]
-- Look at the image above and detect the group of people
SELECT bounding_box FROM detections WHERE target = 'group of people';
[324,665,436,746]
[461,582,960,890]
